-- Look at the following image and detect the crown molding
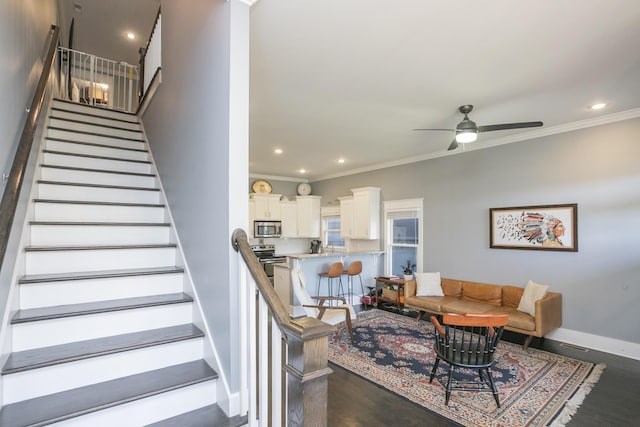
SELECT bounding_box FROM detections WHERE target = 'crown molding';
[249,173,308,183]
[311,108,640,182]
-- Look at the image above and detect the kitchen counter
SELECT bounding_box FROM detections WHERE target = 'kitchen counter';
[287,250,384,259]
[283,251,385,306]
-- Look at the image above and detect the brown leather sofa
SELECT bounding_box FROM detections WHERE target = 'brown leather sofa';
[403,278,562,348]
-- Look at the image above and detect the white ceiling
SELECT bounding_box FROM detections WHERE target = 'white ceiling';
[64,0,640,182]
[249,0,640,181]
[61,0,160,66]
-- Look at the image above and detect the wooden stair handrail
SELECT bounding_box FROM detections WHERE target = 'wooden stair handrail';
[232,228,335,426]
[0,24,59,271]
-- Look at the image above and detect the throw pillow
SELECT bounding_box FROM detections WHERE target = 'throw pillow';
[415,272,444,296]
[517,280,549,317]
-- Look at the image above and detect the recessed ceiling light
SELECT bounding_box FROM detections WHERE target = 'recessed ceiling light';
[338,158,345,164]
[274,148,283,154]
[126,32,136,40]
[299,168,306,174]
[590,103,606,110]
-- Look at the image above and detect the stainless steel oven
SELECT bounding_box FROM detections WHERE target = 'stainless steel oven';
[251,244,287,283]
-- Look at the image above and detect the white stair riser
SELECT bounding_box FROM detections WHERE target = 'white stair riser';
[20,273,184,309]
[13,303,193,351]
[51,101,138,123]
[2,338,204,403]
[34,202,165,222]
[43,152,151,174]
[38,183,160,204]
[40,166,156,188]
[31,224,171,246]
[47,128,143,148]
[49,118,143,140]
[50,109,142,131]
[26,247,177,275]
[50,380,216,427]
[46,139,149,161]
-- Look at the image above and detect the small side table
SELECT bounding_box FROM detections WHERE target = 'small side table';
[374,277,406,310]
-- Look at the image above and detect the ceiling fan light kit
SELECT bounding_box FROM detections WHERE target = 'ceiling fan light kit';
[455,130,477,143]
[414,104,543,151]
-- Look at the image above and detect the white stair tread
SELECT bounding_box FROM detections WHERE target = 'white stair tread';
[49,116,143,134]
[0,360,216,427]
[47,126,144,142]
[34,198,164,207]
[46,137,147,152]
[43,149,151,165]
[2,324,204,374]
[24,243,177,252]
[41,163,156,178]
[38,180,160,192]
[12,292,193,324]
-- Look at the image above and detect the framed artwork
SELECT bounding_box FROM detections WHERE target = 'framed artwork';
[490,203,578,252]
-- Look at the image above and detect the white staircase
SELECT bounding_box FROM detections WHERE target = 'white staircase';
[0,100,240,426]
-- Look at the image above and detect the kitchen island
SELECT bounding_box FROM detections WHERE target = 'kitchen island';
[283,251,385,305]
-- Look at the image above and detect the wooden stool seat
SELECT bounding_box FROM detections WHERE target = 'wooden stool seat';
[317,261,344,301]
[341,261,365,305]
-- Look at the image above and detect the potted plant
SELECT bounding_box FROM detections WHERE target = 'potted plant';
[401,260,416,280]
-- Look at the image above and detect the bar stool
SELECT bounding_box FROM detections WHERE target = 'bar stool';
[342,261,365,305]
[317,262,344,302]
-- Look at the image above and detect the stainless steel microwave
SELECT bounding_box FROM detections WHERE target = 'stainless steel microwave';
[254,220,282,238]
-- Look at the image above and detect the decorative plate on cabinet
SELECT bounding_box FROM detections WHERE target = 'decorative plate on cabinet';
[252,180,272,194]
[297,183,312,196]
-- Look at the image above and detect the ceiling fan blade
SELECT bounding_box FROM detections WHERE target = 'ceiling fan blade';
[477,121,543,132]
[447,138,458,151]
[413,128,455,132]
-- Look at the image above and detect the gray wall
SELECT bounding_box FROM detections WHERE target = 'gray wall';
[311,118,640,344]
[141,0,238,387]
[0,0,59,179]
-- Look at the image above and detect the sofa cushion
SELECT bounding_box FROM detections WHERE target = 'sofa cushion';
[490,306,536,331]
[502,286,525,308]
[415,272,443,296]
[461,281,503,306]
[441,278,463,297]
[517,280,549,316]
[441,299,496,314]
[405,295,459,313]
[404,279,417,297]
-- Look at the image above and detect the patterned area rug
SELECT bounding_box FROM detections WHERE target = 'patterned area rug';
[328,309,604,427]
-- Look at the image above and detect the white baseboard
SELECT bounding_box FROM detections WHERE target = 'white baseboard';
[546,327,640,361]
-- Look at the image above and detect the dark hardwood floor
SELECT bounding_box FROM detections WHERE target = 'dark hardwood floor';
[328,306,640,427]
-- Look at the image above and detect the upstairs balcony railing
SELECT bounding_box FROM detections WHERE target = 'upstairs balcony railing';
[57,46,139,113]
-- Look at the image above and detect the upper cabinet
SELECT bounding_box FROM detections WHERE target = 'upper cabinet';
[250,193,281,220]
[280,200,298,238]
[339,196,354,238]
[340,187,380,240]
[295,196,321,238]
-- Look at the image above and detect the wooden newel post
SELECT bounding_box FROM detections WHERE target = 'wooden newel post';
[283,317,335,427]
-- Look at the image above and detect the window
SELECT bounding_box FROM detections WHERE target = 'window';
[321,207,345,250]
[384,199,423,276]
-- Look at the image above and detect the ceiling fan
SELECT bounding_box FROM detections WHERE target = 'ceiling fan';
[414,105,543,151]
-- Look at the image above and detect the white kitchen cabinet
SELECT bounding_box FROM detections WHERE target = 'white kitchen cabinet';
[273,263,291,306]
[248,199,255,237]
[351,187,380,239]
[339,188,380,239]
[339,196,354,238]
[250,193,281,220]
[295,196,321,238]
[280,200,298,238]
